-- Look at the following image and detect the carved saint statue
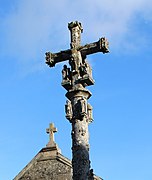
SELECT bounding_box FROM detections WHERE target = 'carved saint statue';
[79,98,87,117]
[62,65,71,81]
[79,63,87,77]
[73,98,87,119]
[65,100,73,120]
[84,60,93,78]
[87,103,93,123]
[79,60,93,79]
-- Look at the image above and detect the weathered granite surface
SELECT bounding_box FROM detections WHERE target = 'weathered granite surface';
[14,147,72,180]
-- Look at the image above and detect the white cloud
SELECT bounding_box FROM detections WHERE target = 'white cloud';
[1,0,152,74]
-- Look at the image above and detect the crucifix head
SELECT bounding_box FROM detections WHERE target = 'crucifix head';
[68,21,83,49]
[46,123,57,147]
[45,21,109,90]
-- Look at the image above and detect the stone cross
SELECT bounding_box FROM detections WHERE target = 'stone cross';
[45,21,109,180]
[46,123,57,147]
[45,21,109,69]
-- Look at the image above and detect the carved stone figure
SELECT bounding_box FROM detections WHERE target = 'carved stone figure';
[62,65,71,81]
[84,60,93,79]
[78,59,94,87]
[62,65,68,80]
[87,103,93,123]
[72,98,87,119]
[79,98,87,117]
[72,101,79,119]
[65,100,73,120]
[69,56,76,72]
[79,63,88,77]
[69,50,82,73]
[61,65,72,91]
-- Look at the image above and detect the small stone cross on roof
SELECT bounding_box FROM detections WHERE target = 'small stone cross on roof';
[46,123,57,147]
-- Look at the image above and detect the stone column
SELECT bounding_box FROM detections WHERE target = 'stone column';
[66,88,92,180]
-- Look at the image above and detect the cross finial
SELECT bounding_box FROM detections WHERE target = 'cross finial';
[46,123,57,147]
[68,21,83,49]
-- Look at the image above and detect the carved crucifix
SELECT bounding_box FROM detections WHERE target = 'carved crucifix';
[46,21,109,90]
[46,123,57,147]
[45,21,109,180]
[46,21,109,68]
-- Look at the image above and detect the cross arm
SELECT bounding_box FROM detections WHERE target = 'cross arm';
[79,37,109,57]
[45,49,71,67]
[45,37,109,68]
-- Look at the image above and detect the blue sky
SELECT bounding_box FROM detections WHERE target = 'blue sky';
[0,0,152,179]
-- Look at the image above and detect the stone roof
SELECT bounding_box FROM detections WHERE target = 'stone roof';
[13,123,72,180]
[13,123,102,180]
[13,145,72,180]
